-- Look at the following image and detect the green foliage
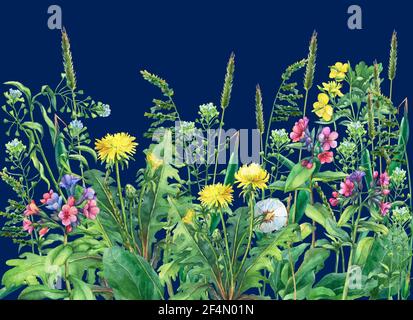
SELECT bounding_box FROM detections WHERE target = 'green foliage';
[103,246,163,300]
[141,70,178,139]
[284,162,315,192]
[160,196,218,299]
[138,130,183,261]
[270,59,306,123]
[237,224,300,294]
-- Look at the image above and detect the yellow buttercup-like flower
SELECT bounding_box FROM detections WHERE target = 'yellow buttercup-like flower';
[235,163,269,191]
[322,81,343,98]
[146,152,163,170]
[329,62,349,81]
[198,183,233,209]
[313,93,333,122]
[182,209,196,224]
[95,132,137,164]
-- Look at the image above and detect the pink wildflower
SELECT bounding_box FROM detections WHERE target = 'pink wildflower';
[379,172,390,187]
[290,117,309,142]
[58,197,78,227]
[24,200,40,216]
[301,159,314,169]
[318,151,334,164]
[82,199,100,220]
[329,191,339,207]
[39,227,49,238]
[382,188,390,196]
[318,127,338,151]
[379,202,391,216]
[339,179,354,197]
[22,219,34,234]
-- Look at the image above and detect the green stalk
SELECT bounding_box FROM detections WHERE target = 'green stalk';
[212,109,226,184]
[115,161,127,226]
[71,91,86,186]
[235,193,255,279]
[218,208,234,298]
[342,197,363,300]
[263,80,285,161]
[287,245,297,300]
[291,90,309,223]
[335,250,339,273]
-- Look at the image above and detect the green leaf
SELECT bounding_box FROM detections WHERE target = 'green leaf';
[74,145,97,162]
[210,132,239,232]
[361,150,373,187]
[224,132,239,186]
[40,105,57,144]
[337,205,358,227]
[29,150,50,190]
[290,190,310,224]
[312,171,347,182]
[357,221,389,235]
[69,154,89,167]
[18,285,68,300]
[284,162,315,192]
[0,285,22,299]
[161,196,218,298]
[304,203,331,228]
[41,85,57,111]
[354,237,375,267]
[84,169,123,245]
[140,130,182,259]
[307,287,336,300]
[281,248,330,300]
[45,244,73,267]
[227,207,250,263]
[5,81,32,100]
[237,224,299,293]
[2,253,46,288]
[277,154,295,170]
[103,246,163,300]
[389,116,409,175]
[325,218,350,243]
[22,121,44,138]
[55,132,71,174]
[70,277,96,300]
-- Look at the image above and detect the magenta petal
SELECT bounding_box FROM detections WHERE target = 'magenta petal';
[329,131,339,140]
[323,142,331,151]
[322,127,331,135]
[318,133,325,142]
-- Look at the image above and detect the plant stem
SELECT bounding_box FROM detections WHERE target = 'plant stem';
[115,161,127,226]
[341,246,346,272]
[335,250,339,273]
[342,197,363,300]
[264,79,286,162]
[235,194,255,279]
[213,108,226,184]
[219,209,234,298]
[292,90,309,223]
[388,80,393,147]
[288,246,297,300]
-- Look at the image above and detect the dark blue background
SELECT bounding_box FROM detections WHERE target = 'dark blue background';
[0,0,412,296]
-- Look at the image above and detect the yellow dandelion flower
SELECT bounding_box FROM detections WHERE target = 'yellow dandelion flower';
[313,93,333,122]
[322,81,344,98]
[95,132,137,164]
[235,163,269,191]
[182,209,196,224]
[198,183,233,209]
[329,62,349,81]
[146,152,163,170]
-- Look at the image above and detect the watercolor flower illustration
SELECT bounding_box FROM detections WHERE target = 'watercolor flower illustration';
[0,28,410,303]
